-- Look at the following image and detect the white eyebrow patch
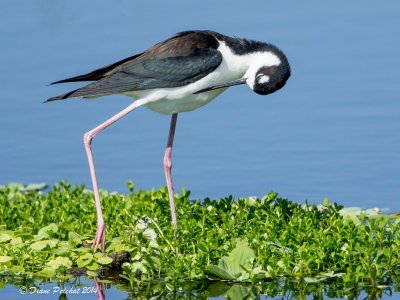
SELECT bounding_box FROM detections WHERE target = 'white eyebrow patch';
[258,75,270,84]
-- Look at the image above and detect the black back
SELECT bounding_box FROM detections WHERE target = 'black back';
[46,31,223,102]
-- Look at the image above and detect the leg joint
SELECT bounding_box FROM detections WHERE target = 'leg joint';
[163,156,172,170]
[84,131,94,146]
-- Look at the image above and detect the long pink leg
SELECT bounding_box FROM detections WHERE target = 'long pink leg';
[163,113,178,226]
[84,102,140,253]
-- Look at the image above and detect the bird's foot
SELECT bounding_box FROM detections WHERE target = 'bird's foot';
[92,221,106,253]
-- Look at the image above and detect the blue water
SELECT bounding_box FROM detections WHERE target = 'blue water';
[1,1,399,215]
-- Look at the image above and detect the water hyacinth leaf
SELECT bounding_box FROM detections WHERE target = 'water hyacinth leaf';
[7,182,24,190]
[249,265,268,279]
[304,277,324,283]
[149,239,159,249]
[94,252,104,259]
[73,247,92,253]
[80,253,94,260]
[304,271,345,283]
[369,214,391,221]
[15,233,34,241]
[22,183,47,191]
[205,240,258,281]
[277,260,285,268]
[46,257,72,269]
[143,228,157,241]
[105,236,132,253]
[205,265,236,280]
[40,267,56,277]
[52,243,74,255]
[341,212,362,226]
[10,237,23,246]
[245,196,259,206]
[219,240,255,277]
[320,272,345,278]
[77,258,92,268]
[0,233,12,243]
[364,208,380,216]
[30,239,58,250]
[340,207,362,216]
[0,256,12,264]
[38,223,58,238]
[131,262,148,274]
[98,279,113,284]
[87,262,99,270]
[86,270,98,277]
[10,265,25,273]
[68,232,82,245]
[82,188,92,195]
[97,257,113,265]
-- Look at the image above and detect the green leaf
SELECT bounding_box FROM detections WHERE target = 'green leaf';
[0,233,12,243]
[39,267,56,277]
[205,265,236,280]
[131,262,148,274]
[73,247,92,253]
[52,244,74,255]
[77,258,92,268]
[10,265,25,273]
[30,239,58,250]
[38,223,58,238]
[143,228,157,241]
[97,256,113,265]
[218,240,255,277]
[46,257,72,269]
[68,231,82,245]
[7,182,24,190]
[87,262,99,270]
[0,256,12,264]
[10,237,23,246]
[80,253,94,260]
[86,270,98,277]
[22,183,47,191]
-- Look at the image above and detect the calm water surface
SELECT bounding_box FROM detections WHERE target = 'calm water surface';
[1,1,399,214]
[0,0,399,274]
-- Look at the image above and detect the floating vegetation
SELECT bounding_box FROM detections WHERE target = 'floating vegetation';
[0,181,399,298]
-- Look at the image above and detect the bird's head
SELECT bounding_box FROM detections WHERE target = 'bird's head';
[194,46,290,96]
[244,50,291,96]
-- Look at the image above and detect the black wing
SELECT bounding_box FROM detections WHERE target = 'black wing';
[45,31,223,102]
[50,53,144,84]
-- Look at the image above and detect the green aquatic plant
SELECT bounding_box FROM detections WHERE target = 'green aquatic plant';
[0,181,399,296]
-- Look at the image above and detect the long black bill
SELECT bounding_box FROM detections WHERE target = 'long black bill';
[194,78,247,94]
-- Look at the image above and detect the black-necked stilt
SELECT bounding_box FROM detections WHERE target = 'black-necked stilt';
[46,30,290,253]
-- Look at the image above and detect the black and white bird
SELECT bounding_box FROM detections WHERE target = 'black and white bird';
[46,30,290,253]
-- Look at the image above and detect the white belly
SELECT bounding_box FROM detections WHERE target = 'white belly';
[144,87,227,114]
[123,40,249,115]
